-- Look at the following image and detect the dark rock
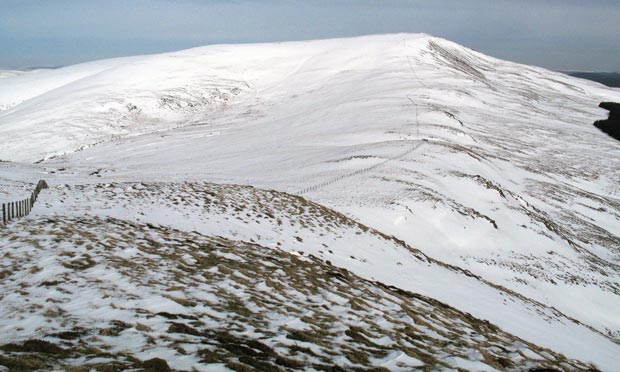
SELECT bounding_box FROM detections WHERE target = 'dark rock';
[156,311,197,320]
[140,357,171,372]
[594,102,620,142]
[167,322,202,336]
[50,329,86,340]
[156,311,179,319]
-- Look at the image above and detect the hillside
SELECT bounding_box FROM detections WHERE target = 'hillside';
[2,215,602,372]
[1,34,620,370]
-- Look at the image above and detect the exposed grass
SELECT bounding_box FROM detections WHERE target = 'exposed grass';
[0,216,601,371]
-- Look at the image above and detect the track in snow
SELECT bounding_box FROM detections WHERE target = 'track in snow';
[298,38,428,196]
[297,141,425,195]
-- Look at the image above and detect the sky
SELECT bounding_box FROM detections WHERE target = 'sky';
[1,0,619,71]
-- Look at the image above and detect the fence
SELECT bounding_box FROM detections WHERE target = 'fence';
[1,180,48,225]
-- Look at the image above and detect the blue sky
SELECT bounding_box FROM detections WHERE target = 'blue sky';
[1,0,619,71]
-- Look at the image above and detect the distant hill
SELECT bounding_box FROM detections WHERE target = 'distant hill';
[566,72,620,87]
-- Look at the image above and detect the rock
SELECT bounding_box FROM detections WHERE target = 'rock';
[140,358,171,372]
[167,322,202,336]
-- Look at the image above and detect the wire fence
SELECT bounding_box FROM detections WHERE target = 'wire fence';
[1,180,48,225]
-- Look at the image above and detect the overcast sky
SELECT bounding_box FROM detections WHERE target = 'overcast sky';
[1,0,619,71]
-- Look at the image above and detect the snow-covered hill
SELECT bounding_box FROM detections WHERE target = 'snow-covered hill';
[1,34,620,370]
[0,70,26,79]
[0,215,598,371]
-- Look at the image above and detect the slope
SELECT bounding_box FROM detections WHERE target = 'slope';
[16,181,617,370]
[1,33,619,369]
[0,214,600,371]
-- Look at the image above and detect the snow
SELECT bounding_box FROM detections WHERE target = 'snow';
[1,33,619,370]
[0,69,30,80]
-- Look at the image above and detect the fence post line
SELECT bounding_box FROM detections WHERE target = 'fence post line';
[1,180,47,226]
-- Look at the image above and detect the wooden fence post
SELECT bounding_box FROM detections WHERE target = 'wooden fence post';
[2,203,5,224]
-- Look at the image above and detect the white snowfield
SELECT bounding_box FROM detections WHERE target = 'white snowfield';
[0,70,28,79]
[1,33,620,370]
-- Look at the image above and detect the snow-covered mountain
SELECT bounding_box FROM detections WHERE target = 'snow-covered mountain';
[1,34,619,371]
[0,70,25,79]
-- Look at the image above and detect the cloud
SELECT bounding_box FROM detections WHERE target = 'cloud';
[0,0,618,70]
